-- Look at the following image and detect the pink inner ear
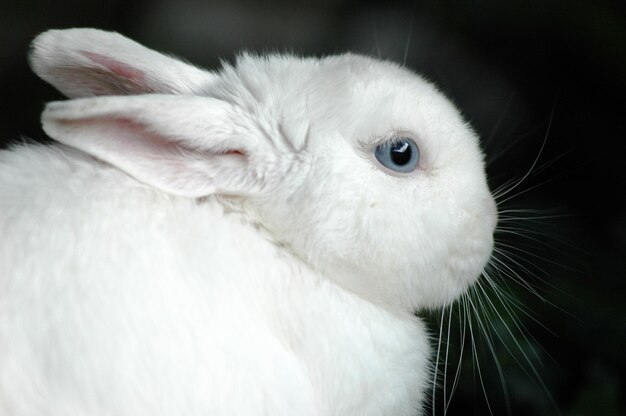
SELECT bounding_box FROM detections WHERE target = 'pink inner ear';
[81,51,145,84]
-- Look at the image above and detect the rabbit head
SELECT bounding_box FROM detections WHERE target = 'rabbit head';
[31,28,497,311]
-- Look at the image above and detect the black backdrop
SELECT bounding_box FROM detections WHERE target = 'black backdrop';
[1,1,624,415]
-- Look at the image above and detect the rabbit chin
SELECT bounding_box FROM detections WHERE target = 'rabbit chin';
[323,238,494,312]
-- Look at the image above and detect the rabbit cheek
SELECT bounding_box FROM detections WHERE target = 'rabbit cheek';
[374,186,496,310]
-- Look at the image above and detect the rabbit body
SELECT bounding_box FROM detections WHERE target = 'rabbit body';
[0,145,427,416]
[0,29,497,415]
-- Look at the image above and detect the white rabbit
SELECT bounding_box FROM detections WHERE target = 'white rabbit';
[0,28,497,416]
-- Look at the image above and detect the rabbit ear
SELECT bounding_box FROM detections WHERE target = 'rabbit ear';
[29,28,215,98]
[42,95,274,197]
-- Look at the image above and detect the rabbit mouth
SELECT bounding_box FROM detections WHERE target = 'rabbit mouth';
[442,201,498,304]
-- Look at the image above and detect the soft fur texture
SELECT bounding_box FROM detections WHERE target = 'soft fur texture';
[0,29,497,415]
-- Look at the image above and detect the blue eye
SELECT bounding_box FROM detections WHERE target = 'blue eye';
[374,137,420,173]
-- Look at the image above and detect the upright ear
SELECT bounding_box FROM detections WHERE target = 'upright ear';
[42,95,277,197]
[29,28,216,98]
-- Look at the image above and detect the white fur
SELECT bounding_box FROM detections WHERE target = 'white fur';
[0,29,497,415]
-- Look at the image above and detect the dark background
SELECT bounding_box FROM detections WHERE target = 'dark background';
[1,1,624,415]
